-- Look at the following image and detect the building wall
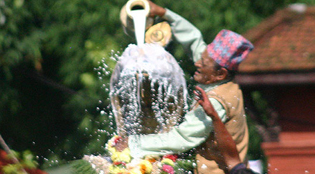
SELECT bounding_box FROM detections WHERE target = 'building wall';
[262,132,315,174]
[275,85,315,132]
[262,85,315,173]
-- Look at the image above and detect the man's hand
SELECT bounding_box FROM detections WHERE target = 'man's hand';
[148,1,166,17]
[194,86,241,171]
[194,86,218,119]
[114,137,129,152]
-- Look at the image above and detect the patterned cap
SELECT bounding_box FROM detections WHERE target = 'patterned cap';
[207,29,254,71]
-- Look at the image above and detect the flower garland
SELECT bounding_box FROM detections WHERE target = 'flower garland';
[160,155,177,174]
[106,135,181,174]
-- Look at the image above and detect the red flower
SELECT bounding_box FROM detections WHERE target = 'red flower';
[162,154,178,162]
[0,150,48,174]
[0,150,12,167]
[113,161,126,166]
[112,136,122,146]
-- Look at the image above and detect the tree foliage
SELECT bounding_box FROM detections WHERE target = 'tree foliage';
[0,0,314,170]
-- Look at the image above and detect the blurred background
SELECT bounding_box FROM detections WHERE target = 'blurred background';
[1,0,315,173]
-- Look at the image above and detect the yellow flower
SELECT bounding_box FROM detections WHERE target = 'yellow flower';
[129,168,143,174]
[111,148,131,163]
[144,155,160,163]
[107,135,122,154]
[122,148,131,154]
[111,152,120,162]
[161,158,174,166]
[139,160,153,174]
[119,152,132,163]
[107,145,117,154]
[109,164,127,174]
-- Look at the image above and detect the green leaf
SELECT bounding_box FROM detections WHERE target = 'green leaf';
[80,73,96,88]
[70,159,98,174]
[2,164,23,174]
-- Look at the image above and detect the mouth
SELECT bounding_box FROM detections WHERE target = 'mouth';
[194,70,200,75]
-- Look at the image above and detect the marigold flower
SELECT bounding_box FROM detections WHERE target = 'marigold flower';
[109,164,128,174]
[144,155,160,163]
[129,168,142,174]
[107,135,123,154]
[111,149,131,163]
[139,160,152,174]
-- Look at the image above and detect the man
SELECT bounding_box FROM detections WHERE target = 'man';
[116,2,254,174]
[195,86,257,174]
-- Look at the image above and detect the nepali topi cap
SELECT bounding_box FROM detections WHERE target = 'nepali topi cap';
[207,29,254,71]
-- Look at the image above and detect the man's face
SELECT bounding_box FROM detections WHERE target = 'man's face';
[193,50,220,84]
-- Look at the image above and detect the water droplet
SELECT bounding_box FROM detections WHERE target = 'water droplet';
[201,164,207,169]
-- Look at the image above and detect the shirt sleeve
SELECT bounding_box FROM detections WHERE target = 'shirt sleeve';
[162,8,207,62]
[128,98,226,158]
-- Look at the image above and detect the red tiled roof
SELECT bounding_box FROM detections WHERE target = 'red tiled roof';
[239,5,315,73]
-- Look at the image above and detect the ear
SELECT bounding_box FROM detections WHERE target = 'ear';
[216,68,228,81]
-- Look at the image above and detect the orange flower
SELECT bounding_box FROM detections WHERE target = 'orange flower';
[139,160,152,174]
[145,157,156,163]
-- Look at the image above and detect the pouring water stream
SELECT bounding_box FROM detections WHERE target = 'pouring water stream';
[130,9,147,46]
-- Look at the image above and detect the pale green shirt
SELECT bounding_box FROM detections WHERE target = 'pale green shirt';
[128,9,227,158]
[163,9,207,62]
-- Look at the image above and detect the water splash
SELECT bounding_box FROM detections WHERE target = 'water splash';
[110,43,189,136]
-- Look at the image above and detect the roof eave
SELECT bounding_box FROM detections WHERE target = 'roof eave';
[236,71,315,86]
